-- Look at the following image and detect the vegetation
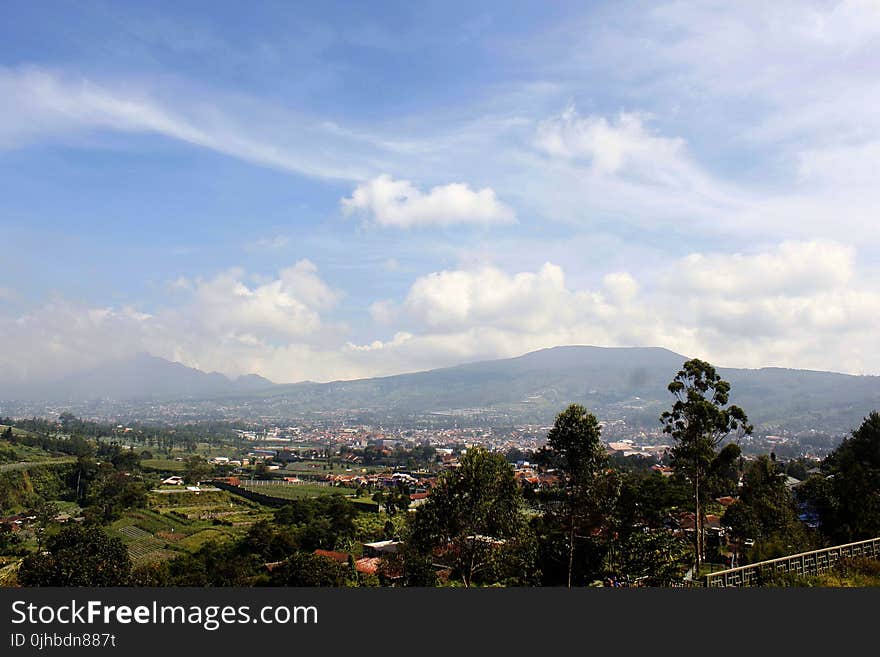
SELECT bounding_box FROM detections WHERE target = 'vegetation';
[18,525,131,586]
[660,359,752,573]
[3,361,880,588]
[538,404,618,586]
[408,447,532,587]
[798,411,880,544]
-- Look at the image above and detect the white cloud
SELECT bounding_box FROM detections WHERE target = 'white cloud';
[3,241,880,384]
[403,263,590,333]
[348,240,880,376]
[675,240,854,296]
[602,272,639,303]
[341,174,515,228]
[0,66,371,180]
[535,108,685,178]
[175,260,340,343]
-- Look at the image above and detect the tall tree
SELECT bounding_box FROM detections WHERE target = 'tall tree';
[660,359,751,576]
[409,447,528,587]
[544,403,618,587]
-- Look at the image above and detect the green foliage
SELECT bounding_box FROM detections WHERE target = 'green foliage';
[723,456,811,562]
[182,456,213,484]
[0,463,77,513]
[660,359,751,570]
[273,496,359,551]
[661,360,752,479]
[706,443,743,498]
[163,540,261,586]
[268,551,347,586]
[18,524,132,586]
[615,530,690,585]
[371,482,411,516]
[804,411,880,543]
[410,447,531,587]
[540,404,619,586]
[241,520,297,562]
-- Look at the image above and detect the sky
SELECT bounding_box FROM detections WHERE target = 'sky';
[2,0,880,384]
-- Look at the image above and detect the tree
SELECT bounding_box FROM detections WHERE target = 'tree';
[409,447,529,587]
[706,443,743,498]
[543,403,618,587]
[804,411,880,542]
[660,359,751,575]
[269,552,347,587]
[372,483,411,516]
[183,455,212,484]
[723,455,809,562]
[18,525,131,586]
[32,500,60,550]
[616,530,691,585]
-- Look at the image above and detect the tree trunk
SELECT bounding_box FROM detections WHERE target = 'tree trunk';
[568,515,575,589]
[694,472,701,577]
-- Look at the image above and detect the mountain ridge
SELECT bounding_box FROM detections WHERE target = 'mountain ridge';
[2,346,878,432]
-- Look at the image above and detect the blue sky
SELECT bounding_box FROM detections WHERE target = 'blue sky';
[2,1,880,383]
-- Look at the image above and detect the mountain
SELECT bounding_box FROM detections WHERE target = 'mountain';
[257,346,880,431]
[3,346,879,432]
[0,353,275,402]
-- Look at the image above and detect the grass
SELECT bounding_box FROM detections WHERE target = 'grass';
[239,482,345,500]
[176,528,235,551]
[0,456,77,472]
[141,458,186,472]
[350,498,381,511]
[770,558,880,587]
[0,559,22,586]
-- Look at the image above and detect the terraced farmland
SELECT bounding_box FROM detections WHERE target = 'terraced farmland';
[110,489,274,565]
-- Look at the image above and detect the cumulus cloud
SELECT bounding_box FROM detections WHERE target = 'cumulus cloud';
[173,260,340,343]
[0,261,347,384]
[340,174,515,228]
[3,241,880,383]
[675,240,854,296]
[402,263,594,333]
[349,240,880,376]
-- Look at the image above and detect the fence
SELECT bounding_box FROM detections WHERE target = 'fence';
[702,537,880,587]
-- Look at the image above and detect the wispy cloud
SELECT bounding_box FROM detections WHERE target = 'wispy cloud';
[245,235,290,251]
[0,66,371,181]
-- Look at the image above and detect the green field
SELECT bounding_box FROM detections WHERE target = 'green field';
[240,482,347,500]
[141,458,186,472]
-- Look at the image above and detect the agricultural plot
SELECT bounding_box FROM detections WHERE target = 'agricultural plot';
[239,482,345,500]
[111,490,271,564]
